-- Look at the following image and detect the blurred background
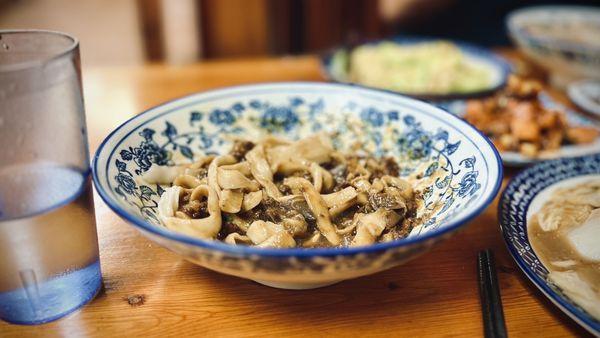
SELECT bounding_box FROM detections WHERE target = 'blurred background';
[0,0,597,67]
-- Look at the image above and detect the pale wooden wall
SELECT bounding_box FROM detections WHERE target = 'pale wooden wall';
[0,0,145,67]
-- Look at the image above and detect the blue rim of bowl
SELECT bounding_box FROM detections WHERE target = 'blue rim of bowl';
[319,36,512,101]
[506,5,600,56]
[92,82,503,258]
[498,154,600,334]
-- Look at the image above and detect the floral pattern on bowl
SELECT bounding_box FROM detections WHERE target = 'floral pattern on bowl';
[93,83,502,289]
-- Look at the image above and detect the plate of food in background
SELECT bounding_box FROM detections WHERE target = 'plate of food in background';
[499,154,600,335]
[321,37,511,100]
[507,5,600,88]
[442,76,600,166]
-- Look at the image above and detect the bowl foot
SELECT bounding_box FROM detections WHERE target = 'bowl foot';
[253,279,341,290]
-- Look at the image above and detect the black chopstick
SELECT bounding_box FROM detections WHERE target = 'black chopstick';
[478,249,508,338]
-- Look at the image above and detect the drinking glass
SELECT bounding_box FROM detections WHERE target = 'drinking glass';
[0,30,101,324]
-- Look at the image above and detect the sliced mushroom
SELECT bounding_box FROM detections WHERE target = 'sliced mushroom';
[217,168,260,191]
[219,162,252,176]
[368,187,407,214]
[310,162,333,192]
[208,155,237,198]
[219,189,244,213]
[302,232,322,247]
[276,194,304,203]
[382,175,414,200]
[242,190,263,211]
[322,186,357,207]
[266,145,307,175]
[336,219,357,235]
[173,174,204,189]
[352,177,371,192]
[226,214,251,232]
[369,178,385,193]
[290,133,333,164]
[246,220,280,244]
[189,155,215,169]
[321,186,358,217]
[380,232,397,242]
[266,134,333,175]
[224,233,252,245]
[347,161,370,180]
[351,208,401,247]
[245,145,282,199]
[284,177,341,245]
[261,135,292,148]
[183,167,209,182]
[256,231,296,248]
[246,220,296,248]
[282,214,308,236]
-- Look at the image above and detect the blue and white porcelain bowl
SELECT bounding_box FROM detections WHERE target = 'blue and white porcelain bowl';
[499,154,600,335]
[93,83,502,289]
[507,6,600,88]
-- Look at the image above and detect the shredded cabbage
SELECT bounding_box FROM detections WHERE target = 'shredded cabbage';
[348,41,493,95]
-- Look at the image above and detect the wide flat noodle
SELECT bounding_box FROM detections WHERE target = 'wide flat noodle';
[155,134,420,248]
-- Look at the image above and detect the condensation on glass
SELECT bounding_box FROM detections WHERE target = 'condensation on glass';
[0,30,101,325]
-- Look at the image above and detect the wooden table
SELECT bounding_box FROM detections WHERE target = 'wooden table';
[1,55,592,337]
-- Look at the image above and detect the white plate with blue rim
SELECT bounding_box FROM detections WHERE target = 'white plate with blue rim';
[321,36,511,101]
[92,82,502,289]
[439,94,600,167]
[499,154,600,335]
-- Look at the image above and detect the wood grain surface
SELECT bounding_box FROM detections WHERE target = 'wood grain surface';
[0,54,593,337]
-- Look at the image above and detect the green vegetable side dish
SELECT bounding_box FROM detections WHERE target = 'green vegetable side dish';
[331,41,494,95]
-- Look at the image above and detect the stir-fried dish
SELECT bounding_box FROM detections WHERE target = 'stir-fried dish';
[465,75,599,157]
[153,134,422,248]
[529,180,600,320]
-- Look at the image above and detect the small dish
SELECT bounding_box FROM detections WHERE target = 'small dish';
[568,80,600,117]
[499,154,600,335]
[321,37,511,101]
[93,83,502,289]
[440,93,600,167]
[507,5,600,88]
